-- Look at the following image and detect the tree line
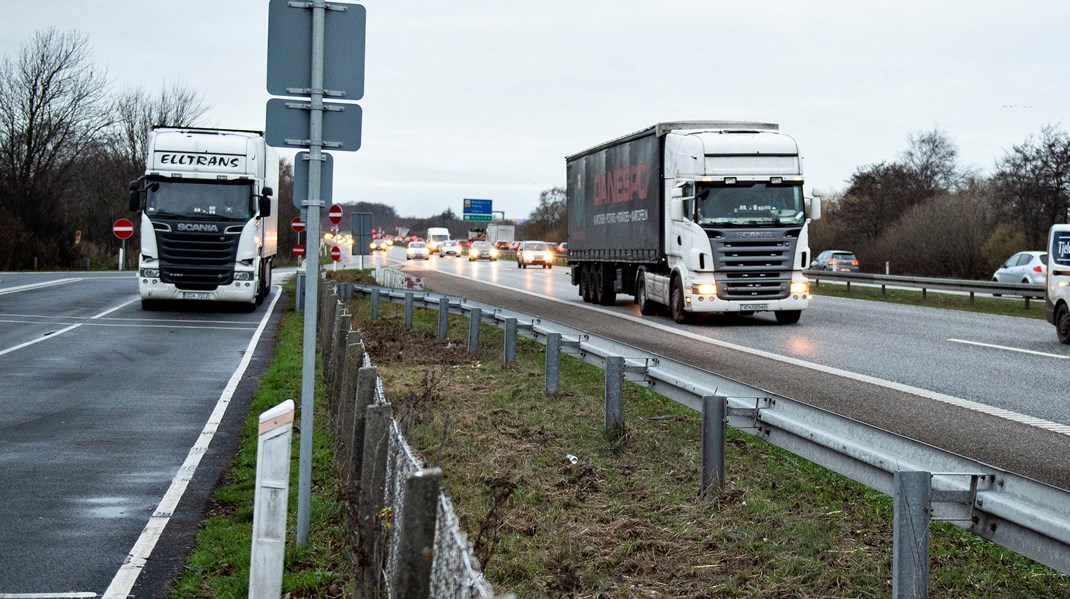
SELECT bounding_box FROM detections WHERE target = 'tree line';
[810,127,1070,278]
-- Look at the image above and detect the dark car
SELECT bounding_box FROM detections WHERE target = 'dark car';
[811,250,860,272]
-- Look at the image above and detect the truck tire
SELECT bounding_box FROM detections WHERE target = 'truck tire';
[775,310,802,324]
[670,278,688,323]
[597,265,616,306]
[636,276,657,316]
[141,299,159,311]
[580,264,593,303]
[1057,304,1070,345]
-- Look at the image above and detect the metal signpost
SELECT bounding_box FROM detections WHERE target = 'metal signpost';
[462,198,493,221]
[266,0,366,545]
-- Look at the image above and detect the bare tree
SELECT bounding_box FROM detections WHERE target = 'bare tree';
[112,82,210,173]
[993,124,1070,246]
[523,186,566,241]
[0,28,110,266]
[901,128,971,196]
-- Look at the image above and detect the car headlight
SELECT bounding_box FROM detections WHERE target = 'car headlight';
[693,284,717,295]
[234,271,254,281]
[490,249,499,256]
[790,281,809,294]
[140,268,160,278]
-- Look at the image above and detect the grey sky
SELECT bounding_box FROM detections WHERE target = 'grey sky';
[4,1,1068,219]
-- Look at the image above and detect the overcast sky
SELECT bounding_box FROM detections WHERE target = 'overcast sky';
[4,1,1068,220]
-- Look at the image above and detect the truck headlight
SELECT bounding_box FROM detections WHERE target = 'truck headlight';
[790,281,809,294]
[234,271,253,281]
[693,284,717,295]
[140,268,160,278]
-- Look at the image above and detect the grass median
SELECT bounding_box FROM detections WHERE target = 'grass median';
[172,273,1068,597]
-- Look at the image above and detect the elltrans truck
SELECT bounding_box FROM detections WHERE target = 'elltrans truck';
[128,127,279,310]
[566,121,820,324]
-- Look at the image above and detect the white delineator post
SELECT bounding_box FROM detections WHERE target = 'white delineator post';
[249,399,296,598]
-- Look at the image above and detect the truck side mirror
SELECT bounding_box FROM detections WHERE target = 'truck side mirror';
[809,196,822,221]
[261,186,273,197]
[128,181,140,212]
[258,195,272,217]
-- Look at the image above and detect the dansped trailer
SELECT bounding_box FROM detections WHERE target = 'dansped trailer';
[566,121,820,324]
[129,127,279,310]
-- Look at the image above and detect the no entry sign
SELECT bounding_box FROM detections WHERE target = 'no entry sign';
[330,245,342,261]
[328,204,343,224]
[112,218,134,240]
[293,243,305,257]
[291,217,306,233]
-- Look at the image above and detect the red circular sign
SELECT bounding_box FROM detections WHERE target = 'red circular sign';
[112,218,134,240]
[293,243,305,257]
[328,204,343,224]
[330,245,342,261]
[291,217,306,233]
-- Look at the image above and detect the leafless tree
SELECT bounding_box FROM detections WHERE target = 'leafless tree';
[992,124,1070,246]
[523,186,566,241]
[111,82,210,174]
[0,28,110,266]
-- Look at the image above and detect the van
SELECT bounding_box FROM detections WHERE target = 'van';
[1045,224,1070,344]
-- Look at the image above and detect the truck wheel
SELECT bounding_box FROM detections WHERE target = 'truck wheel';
[141,299,158,311]
[580,264,593,303]
[1057,304,1070,345]
[597,265,616,306]
[775,310,802,324]
[637,276,657,315]
[670,278,688,323]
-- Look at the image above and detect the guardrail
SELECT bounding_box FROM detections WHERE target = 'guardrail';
[337,275,1070,596]
[805,270,1045,307]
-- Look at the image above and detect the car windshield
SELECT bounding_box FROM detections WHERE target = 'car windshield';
[524,242,549,251]
[473,242,490,249]
[831,253,856,261]
[409,242,425,248]
[145,179,253,220]
[695,183,805,227]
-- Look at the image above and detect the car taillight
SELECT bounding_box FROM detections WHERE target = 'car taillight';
[830,259,839,265]
[1033,265,1043,273]
[851,260,859,266]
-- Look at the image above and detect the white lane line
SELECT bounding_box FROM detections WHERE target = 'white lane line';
[0,299,140,358]
[0,319,257,332]
[102,287,282,598]
[0,593,97,598]
[948,338,1069,360]
[427,265,1070,437]
[0,312,263,325]
[0,278,82,296]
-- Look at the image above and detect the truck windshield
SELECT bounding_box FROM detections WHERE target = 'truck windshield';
[145,179,254,220]
[695,183,805,227]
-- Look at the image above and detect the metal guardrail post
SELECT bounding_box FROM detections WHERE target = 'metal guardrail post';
[468,307,482,353]
[893,471,931,599]
[390,467,443,599]
[545,332,561,395]
[350,366,378,482]
[248,399,295,599]
[701,395,726,496]
[438,296,449,340]
[370,287,380,320]
[360,403,394,597]
[404,291,414,330]
[605,356,624,433]
[504,317,518,363]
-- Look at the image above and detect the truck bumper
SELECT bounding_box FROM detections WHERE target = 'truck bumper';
[138,279,257,304]
[685,293,811,314]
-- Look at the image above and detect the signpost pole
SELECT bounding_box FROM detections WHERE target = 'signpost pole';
[296,0,327,545]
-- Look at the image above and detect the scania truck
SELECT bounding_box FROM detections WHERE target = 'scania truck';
[128,127,278,310]
[566,121,820,324]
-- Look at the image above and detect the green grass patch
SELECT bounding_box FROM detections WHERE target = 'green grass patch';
[812,280,1047,320]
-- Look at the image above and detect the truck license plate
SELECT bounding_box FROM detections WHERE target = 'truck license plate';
[182,292,213,300]
[740,303,767,311]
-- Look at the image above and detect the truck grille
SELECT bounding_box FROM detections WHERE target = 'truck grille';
[707,228,801,301]
[157,229,240,290]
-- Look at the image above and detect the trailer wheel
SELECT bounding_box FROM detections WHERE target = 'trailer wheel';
[670,278,688,323]
[775,310,802,324]
[636,276,657,315]
[580,264,593,303]
[1057,304,1070,345]
[597,265,616,306]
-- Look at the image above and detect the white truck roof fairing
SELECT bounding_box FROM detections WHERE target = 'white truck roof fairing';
[147,128,265,179]
[666,128,802,179]
[567,121,780,162]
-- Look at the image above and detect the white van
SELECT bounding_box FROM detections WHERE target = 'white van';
[1045,224,1070,344]
[426,227,450,254]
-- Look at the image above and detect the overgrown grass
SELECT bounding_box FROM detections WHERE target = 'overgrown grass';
[812,280,1047,320]
[352,292,1069,597]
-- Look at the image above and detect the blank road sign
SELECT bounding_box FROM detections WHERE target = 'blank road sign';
[265,98,362,151]
[293,152,334,208]
[266,0,367,100]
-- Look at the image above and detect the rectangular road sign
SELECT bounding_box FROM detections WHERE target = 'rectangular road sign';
[266,0,366,100]
[463,214,492,222]
[351,212,373,255]
[463,198,492,215]
[265,98,362,151]
[293,152,334,208]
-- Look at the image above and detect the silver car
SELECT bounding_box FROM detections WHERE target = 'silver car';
[517,241,553,269]
[467,241,498,261]
[992,251,1046,285]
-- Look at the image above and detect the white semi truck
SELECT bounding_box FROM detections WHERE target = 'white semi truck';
[128,127,279,310]
[566,121,820,324]
[486,223,515,246]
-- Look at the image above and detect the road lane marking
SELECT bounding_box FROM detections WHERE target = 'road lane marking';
[0,318,257,332]
[425,265,1070,438]
[0,593,97,598]
[948,338,1069,360]
[102,288,282,598]
[0,278,82,296]
[0,299,140,358]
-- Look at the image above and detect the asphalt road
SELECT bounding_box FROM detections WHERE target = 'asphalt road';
[0,271,285,597]
[351,247,1070,490]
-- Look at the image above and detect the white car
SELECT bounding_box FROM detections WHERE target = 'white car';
[440,240,463,257]
[992,251,1046,285]
[405,241,430,260]
[517,241,553,269]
